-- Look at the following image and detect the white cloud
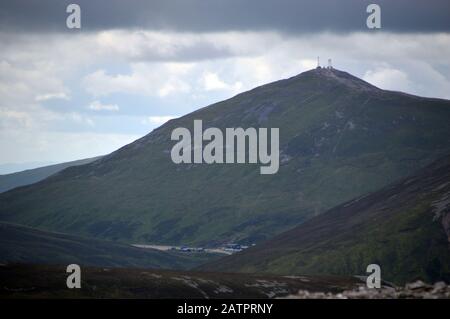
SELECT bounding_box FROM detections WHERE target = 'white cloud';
[0,129,140,164]
[93,30,269,62]
[0,60,69,110]
[0,109,34,130]
[35,92,70,102]
[69,112,95,127]
[200,71,243,92]
[142,116,177,126]
[157,78,191,97]
[82,64,192,97]
[300,59,319,69]
[363,68,412,92]
[88,100,119,111]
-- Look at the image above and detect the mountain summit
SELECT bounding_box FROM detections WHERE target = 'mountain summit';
[296,67,381,92]
[1,69,450,246]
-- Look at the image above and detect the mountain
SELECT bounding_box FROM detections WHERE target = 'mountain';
[1,68,450,246]
[0,156,102,193]
[0,222,218,269]
[199,155,450,284]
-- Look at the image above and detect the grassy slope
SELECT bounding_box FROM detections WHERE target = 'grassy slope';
[0,222,221,270]
[0,69,450,246]
[200,156,450,284]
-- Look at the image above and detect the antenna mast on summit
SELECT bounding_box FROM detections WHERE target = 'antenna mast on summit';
[327,58,333,69]
[317,56,320,68]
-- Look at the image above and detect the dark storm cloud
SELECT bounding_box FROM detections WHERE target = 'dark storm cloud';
[1,0,449,34]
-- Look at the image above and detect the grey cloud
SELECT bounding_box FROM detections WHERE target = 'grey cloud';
[129,39,242,62]
[1,0,449,34]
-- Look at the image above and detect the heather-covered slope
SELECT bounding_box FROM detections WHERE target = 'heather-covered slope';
[0,263,364,299]
[1,68,450,246]
[200,155,450,284]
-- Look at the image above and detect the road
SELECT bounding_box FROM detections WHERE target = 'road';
[132,244,233,255]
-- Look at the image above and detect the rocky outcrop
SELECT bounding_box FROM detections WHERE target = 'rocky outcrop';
[284,281,450,299]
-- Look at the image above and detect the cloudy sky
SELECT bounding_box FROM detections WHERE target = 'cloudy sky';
[1,0,450,172]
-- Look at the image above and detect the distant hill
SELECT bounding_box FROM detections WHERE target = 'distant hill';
[1,68,450,246]
[0,156,102,193]
[0,162,55,175]
[0,222,217,270]
[199,155,450,284]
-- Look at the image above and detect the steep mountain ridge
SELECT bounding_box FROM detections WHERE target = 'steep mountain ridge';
[200,155,450,284]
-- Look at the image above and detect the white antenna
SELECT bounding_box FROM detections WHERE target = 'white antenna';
[327,58,333,69]
[317,56,320,68]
